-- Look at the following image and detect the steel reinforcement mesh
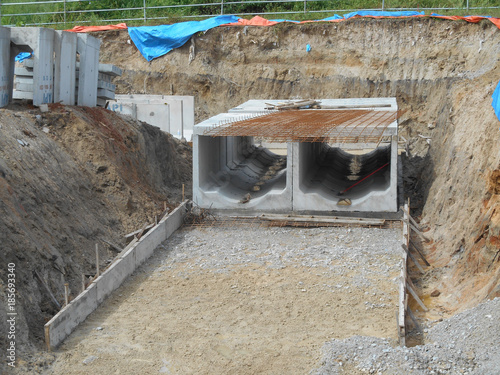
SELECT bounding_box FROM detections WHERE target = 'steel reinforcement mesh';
[203,109,401,143]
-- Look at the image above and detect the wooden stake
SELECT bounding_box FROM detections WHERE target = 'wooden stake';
[34,270,61,310]
[182,184,185,201]
[407,306,422,331]
[163,201,167,211]
[96,243,100,278]
[409,238,431,266]
[406,279,428,312]
[402,244,425,273]
[409,222,431,242]
[64,283,69,306]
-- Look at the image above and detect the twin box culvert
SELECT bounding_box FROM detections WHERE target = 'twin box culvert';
[193,98,400,213]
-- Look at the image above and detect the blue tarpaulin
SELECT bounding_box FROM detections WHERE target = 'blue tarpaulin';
[128,15,240,61]
[15,52,32,62]
[344,10,424,19]
[492,81,500,122]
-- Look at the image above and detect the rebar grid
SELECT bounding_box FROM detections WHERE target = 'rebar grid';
[203,110,399,143]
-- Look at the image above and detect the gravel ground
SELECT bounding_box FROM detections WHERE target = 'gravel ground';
[312,297,500,375]
[45,224,404,374]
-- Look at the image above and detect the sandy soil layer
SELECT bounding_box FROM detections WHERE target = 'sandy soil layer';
[46,225,402,374]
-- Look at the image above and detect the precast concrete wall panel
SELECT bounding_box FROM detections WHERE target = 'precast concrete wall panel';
[54,31,77,105]
[77,34,100,107]
[0,27,10,107]
[110,95,195,140]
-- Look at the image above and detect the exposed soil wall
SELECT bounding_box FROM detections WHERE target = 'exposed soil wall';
[97,17,500,313]
[0,104,191,370]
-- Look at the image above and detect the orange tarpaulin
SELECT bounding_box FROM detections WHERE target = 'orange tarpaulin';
[223,16,280,27]
[65,23,128,33]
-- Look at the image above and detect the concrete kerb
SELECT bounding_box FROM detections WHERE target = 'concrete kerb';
[44,200,189,350]
[44,282,98,351]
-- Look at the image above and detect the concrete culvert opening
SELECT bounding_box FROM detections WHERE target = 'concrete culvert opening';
[197,135,289,203]
[299,143,391,201]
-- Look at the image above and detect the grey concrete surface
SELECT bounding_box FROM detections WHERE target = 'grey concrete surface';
[193,99,399,213]
[0,27,10,107]
[109,95,195,140]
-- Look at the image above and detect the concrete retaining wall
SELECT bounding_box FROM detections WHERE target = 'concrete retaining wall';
[44,201,189,350]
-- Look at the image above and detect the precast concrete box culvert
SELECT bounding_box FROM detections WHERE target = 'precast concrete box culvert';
[193,98,400,213]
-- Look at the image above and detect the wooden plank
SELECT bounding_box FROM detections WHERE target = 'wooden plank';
[320,104,392,109]
[124,223,154,239]
[409,238,431,266]
[409,222,431,242]
[407,306,422,331]
[99,238,122,252]
[34,270,61,310]
[402,244,425,273]
[136,222,150,240]
[406,280,428,312]
[260,214,385,226]
[402,207,421,230]
[398,202,410,346]
[265,99,319,110]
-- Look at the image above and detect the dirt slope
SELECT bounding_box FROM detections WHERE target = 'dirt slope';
[97,17,500,314]
[0,103,191,371]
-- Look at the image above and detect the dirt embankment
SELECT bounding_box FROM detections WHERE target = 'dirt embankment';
[97,17,500,315]
[0,103,191,370]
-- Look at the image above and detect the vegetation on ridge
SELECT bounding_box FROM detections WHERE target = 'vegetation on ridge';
[1,0,499,28]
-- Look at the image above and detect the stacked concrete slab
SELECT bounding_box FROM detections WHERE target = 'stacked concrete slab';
[76,62,122,107]
[108,94,194,141]
[2,26,119,108]
[10,28,55,105]
[193,98,399,213]
[96,64,122,106]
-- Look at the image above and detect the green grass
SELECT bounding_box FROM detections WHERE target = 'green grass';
[1,0,499,28]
